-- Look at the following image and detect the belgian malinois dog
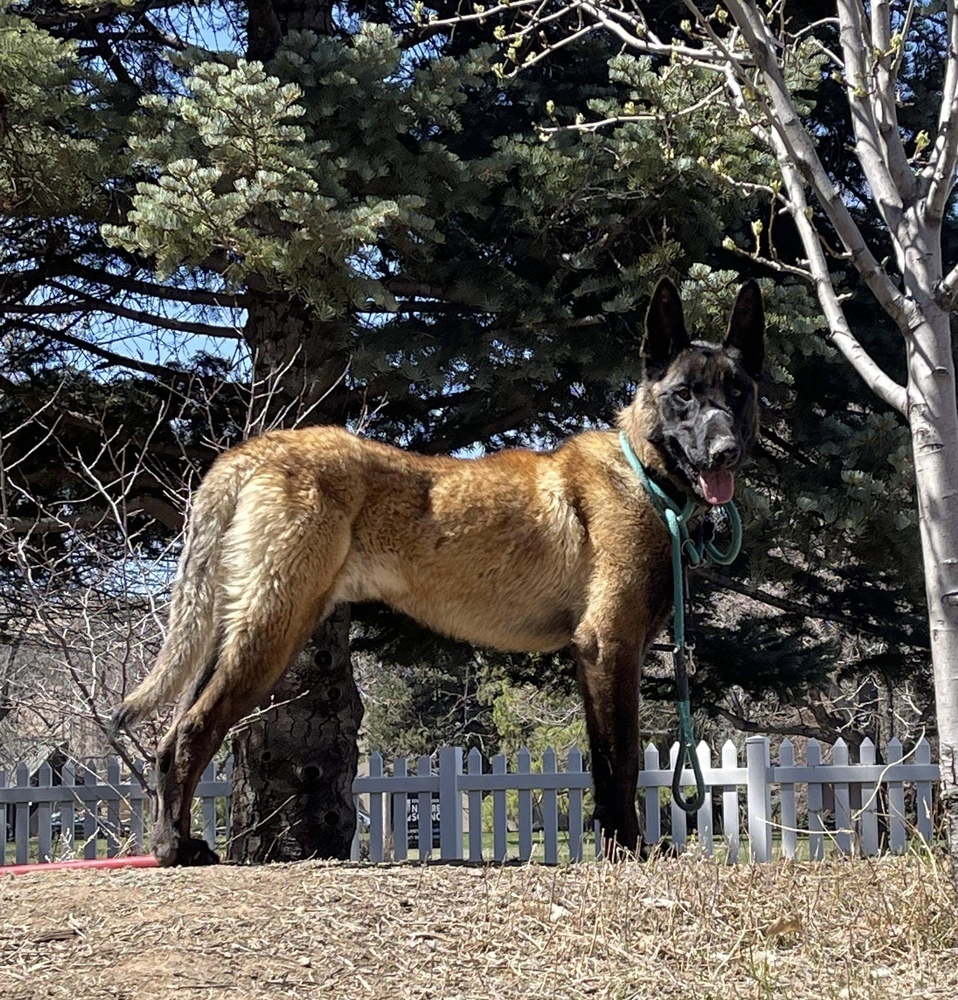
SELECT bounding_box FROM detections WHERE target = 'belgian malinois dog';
[114,277,764,866]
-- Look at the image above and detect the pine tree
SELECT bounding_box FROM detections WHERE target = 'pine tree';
[4,0,945,863]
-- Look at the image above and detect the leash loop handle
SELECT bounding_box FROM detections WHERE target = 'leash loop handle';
[671,698,707,813]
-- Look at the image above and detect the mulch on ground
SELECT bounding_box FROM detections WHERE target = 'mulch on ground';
[1,856,956,999]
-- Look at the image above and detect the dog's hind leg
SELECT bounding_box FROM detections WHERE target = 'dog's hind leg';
[152,587,346,866]
[152,481,353,866]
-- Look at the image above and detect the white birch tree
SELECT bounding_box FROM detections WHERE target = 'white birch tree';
[626,0,958,871]
[443,0,958,872]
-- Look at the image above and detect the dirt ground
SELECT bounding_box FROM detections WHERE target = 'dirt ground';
[1,856,957,1000]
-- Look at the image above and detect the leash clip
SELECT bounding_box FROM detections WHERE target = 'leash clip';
[676,643,697,676]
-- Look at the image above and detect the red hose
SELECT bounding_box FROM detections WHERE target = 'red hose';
[1,855,158,875]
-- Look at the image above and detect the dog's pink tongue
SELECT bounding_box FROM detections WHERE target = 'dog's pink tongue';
[699,470,735,505]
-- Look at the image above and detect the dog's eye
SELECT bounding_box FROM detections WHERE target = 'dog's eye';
[674,386,693,402]
[730,387,742,399]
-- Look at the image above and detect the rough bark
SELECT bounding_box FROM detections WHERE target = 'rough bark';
[227,294,361,863]
[227,605,363,862]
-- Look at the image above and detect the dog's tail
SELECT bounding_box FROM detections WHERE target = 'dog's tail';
[112,459,246,734]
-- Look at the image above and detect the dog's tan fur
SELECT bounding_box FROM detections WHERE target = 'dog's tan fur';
[116,279,764,866]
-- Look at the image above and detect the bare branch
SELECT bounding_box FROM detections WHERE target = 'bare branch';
[718,0,910,330]
[868,0,918,201]
[923,0,958,221]
[713,705,840,741]
[538,84,726,136]
[580,1,737,67]
[775,155,908,414]
[941,261,958,306]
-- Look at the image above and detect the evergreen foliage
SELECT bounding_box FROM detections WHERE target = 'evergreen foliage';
[0,0,938,778]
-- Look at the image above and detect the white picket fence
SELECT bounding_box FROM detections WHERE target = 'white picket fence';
[0,758,231,866]
[351,736,938,864]
[0,736,939,866]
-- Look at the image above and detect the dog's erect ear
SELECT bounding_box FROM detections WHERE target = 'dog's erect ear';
[643,277,691,379]
[724,279,765,379]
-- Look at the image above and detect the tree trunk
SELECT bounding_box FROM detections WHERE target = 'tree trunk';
[228,605,363,862]
[906,304,958,886]
[227,270,363,859]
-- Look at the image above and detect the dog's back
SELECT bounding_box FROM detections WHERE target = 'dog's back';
[123,422,671,734]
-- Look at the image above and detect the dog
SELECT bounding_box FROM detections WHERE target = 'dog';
[113,277,764,866]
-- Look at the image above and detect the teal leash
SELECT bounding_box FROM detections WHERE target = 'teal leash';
[619,432,743,814]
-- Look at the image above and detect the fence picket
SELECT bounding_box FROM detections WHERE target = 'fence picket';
[36,763,53,863]
[721,740,740,863]
[541,748,558,865]
[368,752,385,863]
[59,760,77,859]
[107,758,123,857]
[492,754,508,862]
[643,743,661,846]
[467,748,484,863]
[198,759,217,850]
[916,739,934,844]
[859,739,879,856]
[438,746,463,861]
[416,755,432,861]
[807,740,825,861]
[746,737,772,863]
[517,748,533,861]
[779,740,797,860]
[82,759,98,860]
[15,764,29,865]
[668,743,686,853]
[567,748,584,863]
[887,738,906,853]
[392,756,409,862]
[696,741,713,855]
[130,761,145,854]
[833,739,852,855]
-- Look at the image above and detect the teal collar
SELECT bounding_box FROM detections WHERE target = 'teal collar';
[618,431,743,570]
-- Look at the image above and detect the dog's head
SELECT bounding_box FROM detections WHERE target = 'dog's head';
[629,277,764,506]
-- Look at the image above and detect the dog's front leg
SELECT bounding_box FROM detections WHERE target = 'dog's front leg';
[573,623,642,858]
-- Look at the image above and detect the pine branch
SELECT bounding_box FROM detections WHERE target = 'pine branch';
[61,263,244,309]
[16,322,217,383]
[699,570,916,645]
[1,263,243,311]
[8,289,241,340]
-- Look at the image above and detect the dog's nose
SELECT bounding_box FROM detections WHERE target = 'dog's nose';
[708,437,741,468]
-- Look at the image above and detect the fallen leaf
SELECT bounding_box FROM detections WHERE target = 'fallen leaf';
[763,914,802,937]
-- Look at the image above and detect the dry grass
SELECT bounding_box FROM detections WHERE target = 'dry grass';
[1,855,956,999]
